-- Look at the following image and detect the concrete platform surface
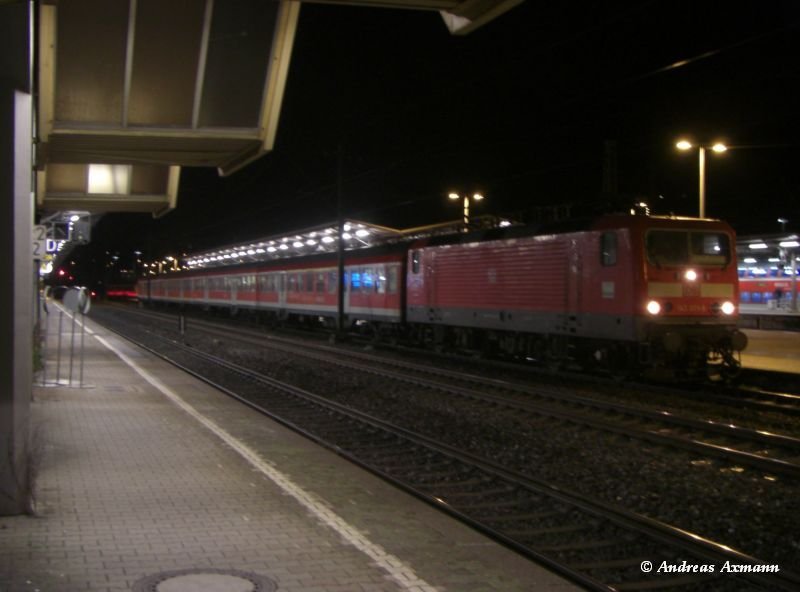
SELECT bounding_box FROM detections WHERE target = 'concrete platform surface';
[741,329,800,374]
[0,306,579,592]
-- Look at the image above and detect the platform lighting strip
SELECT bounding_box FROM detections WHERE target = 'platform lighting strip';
[172,216,514,272]
[183,222,388,270]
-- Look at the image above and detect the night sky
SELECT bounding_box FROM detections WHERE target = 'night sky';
[79,0,800,274]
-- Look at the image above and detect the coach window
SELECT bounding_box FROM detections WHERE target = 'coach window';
[351,270,362,293]
[601,232,617,266]
[363,268,375,292]
[376,266,387,294]
[388,267,399,294]
[328,271,337,293]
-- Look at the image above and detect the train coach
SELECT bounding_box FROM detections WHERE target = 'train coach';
[137,243,407,326]
[137,213,747,379]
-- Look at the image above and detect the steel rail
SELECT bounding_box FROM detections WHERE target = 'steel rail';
[161,315,800,477]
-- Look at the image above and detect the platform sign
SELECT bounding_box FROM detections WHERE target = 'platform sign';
[33,224,48,259]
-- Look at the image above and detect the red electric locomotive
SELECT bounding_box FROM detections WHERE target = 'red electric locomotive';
[137,214,746,378]
[405,214,746,377]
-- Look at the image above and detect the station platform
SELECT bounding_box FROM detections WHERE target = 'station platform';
[741,329,800,374]
[0,306,579,592]
[739,305,800,373]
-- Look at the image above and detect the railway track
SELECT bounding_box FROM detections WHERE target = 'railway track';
[90,307,798,591]
[110,307,800,478]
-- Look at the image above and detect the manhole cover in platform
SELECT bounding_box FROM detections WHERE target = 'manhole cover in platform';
[133,568,276,592]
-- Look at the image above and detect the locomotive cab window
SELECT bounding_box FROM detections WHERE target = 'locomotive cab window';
[691,232,731,264]
[600,232,617,266]
[646,230,730,266]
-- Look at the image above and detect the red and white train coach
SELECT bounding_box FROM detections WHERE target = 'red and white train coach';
[138,214,747,377]
[138,244,406,325]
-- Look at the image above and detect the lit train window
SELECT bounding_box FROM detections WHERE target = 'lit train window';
[601,232,617,266]
[315,273,325,293]
[388,267,398,294]
[375,266,387,294]
[363,268,375,291]
[351,271,362,292]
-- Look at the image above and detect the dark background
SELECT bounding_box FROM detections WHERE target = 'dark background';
[74,0,800,278]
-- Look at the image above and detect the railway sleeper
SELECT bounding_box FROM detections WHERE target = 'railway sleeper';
[415,476,495,490]
[507,523,594,537]
[613,573,722,591]
[569,556,663,570]
[535,538,631,552]
[487,510,563,524]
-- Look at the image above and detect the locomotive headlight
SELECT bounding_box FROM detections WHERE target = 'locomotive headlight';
[684,269,698,281]
[720,301,736,315]
[646,300,662,315]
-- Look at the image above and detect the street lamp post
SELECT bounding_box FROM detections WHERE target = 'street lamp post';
[448,191,484,231]
[676,139,727,218]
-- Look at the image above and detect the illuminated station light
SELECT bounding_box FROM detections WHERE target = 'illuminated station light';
[737,234,800,282]
[183,220,400,270]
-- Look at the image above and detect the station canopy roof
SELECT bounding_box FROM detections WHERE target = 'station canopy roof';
[35,0,523,219]
[737,233,800,273]
[177,214,516,272]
